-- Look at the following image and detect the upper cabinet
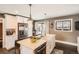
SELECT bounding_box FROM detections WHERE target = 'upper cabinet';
[17,16,28,23]
[17,16,33,37]
[27,20,33,37]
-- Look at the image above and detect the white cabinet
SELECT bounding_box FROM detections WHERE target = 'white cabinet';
[3,15,33,50]
[27,21,33,37]
[17,16,33,37]
[17,16,28,23]
[20,45,34,54]
[5,35,16,50]
[3,14,17,50]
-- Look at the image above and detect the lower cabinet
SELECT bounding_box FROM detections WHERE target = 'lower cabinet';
[20,42,46,54]
[20,45,34,54]
[34,42,46,54]
[5,36,17,50]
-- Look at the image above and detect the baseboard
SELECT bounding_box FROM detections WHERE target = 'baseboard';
[55,40,77,46]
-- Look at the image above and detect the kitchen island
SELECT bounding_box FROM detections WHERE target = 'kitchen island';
[17,37,46,54]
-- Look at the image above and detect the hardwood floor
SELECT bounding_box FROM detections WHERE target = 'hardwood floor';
[0,48,15,54]
[0,42,78,54]
[55,42,78,54]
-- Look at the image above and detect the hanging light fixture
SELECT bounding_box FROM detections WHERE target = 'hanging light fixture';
[28,4,32,21]
[28,4,35,36]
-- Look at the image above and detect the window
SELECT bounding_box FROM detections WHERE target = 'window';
[54,19,72,32]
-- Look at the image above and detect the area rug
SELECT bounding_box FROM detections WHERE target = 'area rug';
[52,49,64,54]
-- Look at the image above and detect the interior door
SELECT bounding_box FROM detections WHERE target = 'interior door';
[0,23,2,47]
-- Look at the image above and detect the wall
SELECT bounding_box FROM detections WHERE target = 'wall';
[49,14,79,44]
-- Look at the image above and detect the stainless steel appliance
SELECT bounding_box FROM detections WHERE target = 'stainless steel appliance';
[18,23,28,40]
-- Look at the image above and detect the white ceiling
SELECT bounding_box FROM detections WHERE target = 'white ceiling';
[0,4,79,20]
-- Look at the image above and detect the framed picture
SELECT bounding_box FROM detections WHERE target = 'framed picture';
[6,29,15,35]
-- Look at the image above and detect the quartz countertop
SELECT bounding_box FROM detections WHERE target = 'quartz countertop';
[17,37,46,50]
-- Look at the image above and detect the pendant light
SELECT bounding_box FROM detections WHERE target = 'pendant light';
[28,4,32,21]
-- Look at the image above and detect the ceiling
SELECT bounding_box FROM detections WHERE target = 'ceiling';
[0,4,79,20]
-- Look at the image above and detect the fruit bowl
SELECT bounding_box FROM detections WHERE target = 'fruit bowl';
[31,36,37,43]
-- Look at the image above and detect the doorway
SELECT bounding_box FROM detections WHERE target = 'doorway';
[35,22,46,37]
[0,23,3,48]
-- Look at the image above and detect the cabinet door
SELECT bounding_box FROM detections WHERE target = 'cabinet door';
[6,36,15,50]
[28,21,33,37]
[20,45,34,54]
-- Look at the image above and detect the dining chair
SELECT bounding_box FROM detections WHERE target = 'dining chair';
[46,34,56,54]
